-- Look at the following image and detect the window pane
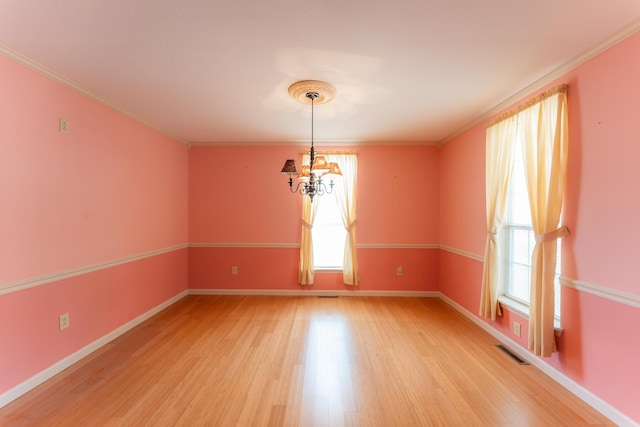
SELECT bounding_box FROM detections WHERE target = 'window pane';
[509,263,530,303]
[313,196,346,269]
[313,223,345,268]
[510,153,531,225]
[511,229,533,265]
[502,142,562,322]
[554,242,562,320]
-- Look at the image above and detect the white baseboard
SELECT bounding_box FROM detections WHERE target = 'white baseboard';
[0,290,188,409]
[189,288,440,298]
[438,293,638,427]
[2,288,635,426]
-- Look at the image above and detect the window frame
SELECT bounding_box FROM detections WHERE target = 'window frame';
[499,141,562,329]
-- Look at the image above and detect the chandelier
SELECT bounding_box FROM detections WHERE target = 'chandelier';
[280,80,342,202]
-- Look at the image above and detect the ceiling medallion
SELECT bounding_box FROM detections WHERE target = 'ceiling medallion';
[280,80,341,203]
[287,80,336,105]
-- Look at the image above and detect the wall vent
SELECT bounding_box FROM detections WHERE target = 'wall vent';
[495,344,529,365]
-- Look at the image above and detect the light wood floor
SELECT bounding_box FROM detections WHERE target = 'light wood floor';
[1,295,613,426]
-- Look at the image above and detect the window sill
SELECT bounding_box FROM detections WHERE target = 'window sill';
[498,296,564,337]
[315,268,343,273]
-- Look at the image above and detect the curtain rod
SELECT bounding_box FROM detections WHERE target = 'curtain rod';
[487,84,568,128]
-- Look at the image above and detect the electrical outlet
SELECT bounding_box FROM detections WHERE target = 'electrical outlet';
[231,266,238,275]
[59,313,70,331]
[59,118,69,133]
[396,266,403,276]
[513,321,521,337]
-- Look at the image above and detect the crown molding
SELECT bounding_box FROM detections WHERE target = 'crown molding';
[4,19,638,151]
[0,44,188,147]
[440,19,640,145]
[188,140,440,147]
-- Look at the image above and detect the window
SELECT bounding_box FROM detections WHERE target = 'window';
[313,194,346,270]
[501,143,561,321]
[481,85,567,356]
[298,151,357,283]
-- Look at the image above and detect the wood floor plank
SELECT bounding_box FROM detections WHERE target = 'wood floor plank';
[0,296,615,426]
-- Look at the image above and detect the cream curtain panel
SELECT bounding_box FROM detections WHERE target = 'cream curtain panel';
[298,153,319,285]
[479,84,569,357]
[297,152,358,285]
[328,153,359,285]
[479,116,518,320]
[520,86,569,357]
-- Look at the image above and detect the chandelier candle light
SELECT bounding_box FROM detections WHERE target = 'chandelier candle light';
[281,80,342,202]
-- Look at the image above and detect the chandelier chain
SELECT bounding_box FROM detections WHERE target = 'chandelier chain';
[280,82,340,202]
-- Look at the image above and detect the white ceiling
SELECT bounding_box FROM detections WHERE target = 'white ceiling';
[1,1,639,145]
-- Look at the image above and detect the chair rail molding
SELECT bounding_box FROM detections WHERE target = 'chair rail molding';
[0,244,189,296]
[560,276,640,310]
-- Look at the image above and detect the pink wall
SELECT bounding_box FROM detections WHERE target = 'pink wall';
[438,124,486,255]
[2,26,639,424]
[189,145,302,244]
[189,247,439,292]
[357,146,439,244]
[438,32,640,423]
[562,35,640,294]
[0,55,189,396]
[0,249,187,392]
[188,145,440,291]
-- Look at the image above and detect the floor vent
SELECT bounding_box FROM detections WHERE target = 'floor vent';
[495,344,529,365]
[317,295,339,298]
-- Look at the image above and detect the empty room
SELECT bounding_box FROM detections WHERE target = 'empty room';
[1,1,639,426]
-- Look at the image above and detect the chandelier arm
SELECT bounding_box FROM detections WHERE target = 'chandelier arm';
[316,181,334,195]
[289,181,309,194]
[293,181,319,197]
[289,177,334,199]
